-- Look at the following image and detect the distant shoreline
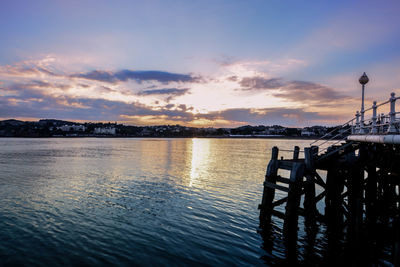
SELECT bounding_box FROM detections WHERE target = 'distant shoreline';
[0,135,319,140]
[0,119,333,139]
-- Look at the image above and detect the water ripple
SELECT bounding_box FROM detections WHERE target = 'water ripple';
[0,138,312,266]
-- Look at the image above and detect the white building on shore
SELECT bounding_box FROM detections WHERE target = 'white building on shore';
[94,127,116,135]
[58,125,86,132]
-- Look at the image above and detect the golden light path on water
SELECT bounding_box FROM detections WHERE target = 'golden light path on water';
[189,138,211,187]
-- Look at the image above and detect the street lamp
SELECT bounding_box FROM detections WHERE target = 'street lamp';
[359,72,369,133]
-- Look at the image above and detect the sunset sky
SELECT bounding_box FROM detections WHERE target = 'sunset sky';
[1,0,399,127]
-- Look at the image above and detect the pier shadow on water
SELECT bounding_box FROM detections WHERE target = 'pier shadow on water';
[258,142,400,266]
[258,192,399,266]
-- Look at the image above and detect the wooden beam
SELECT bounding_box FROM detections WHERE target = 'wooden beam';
[315,191,326,203]
[271,209,285,220]
[264,181,289,192]
[278,160,294,170]
[272,196,288,207]
[276,175,290,184]
[314,171,326,188]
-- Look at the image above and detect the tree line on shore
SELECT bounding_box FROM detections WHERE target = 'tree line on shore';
[0,119,336,138]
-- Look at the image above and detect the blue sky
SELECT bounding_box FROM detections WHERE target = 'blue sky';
[1,0,399,127]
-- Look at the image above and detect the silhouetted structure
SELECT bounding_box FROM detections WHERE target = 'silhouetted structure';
[259,74,400,265]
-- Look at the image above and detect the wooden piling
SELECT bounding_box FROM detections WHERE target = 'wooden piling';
[304,146,317,219]
[347,145,366,235]
[393,214,400,266]
[283,161,305,233]
[325,166,340,220]
[293,146,299,160]
[259,146,279,223]
[365,162,378,224]
[283,151,304,265]
[378,169,391,224]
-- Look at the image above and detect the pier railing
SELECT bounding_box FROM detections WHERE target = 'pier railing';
[311,92,400,154]
[310,118,354,154]
[352,92,400,135]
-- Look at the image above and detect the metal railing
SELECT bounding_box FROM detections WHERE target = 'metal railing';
[310,120,354,154]
[310,92,400,155]
[353,92,400,135]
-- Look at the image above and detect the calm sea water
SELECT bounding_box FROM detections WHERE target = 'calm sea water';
[0,138,393,266]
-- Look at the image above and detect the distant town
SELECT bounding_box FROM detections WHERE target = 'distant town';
[0,119,345,138]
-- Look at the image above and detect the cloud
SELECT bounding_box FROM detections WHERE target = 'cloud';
[70,70,117,83]
[137,88,189,96]
[30,80,71,90]
[226,76,238,82]
[98,86,118,93]
[237,76,349,104]
[0,81,196,123]
[0,58,60,78]
[273,80,348,102]
[137,88,190,103]
[221,58,308,77]
[71,70,198,84]
[201,107,338,126]
[0,93,168,121]
[0,82,343,126]
[239,77,284,90]
[0,56,355,126]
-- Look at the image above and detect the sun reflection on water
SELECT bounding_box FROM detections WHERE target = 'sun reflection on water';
[189,138,210,187]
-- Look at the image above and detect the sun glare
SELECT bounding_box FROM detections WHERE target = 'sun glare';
[189,138,211,187]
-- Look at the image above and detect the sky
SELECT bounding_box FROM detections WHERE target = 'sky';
[0,0,399,127]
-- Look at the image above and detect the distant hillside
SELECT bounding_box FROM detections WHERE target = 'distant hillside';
[0,119,338,138]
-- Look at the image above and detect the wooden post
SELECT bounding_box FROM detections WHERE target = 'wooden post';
[259,146,279,223]
[388,174,398,217]
[378,174,389,223]
[293,146,299,160]
[393,173,400,265]
[365,161,378,224]
[393,211,400,266]
[304,147,317,219]
[325,166,339,219]
[348,145,366,236]
[283,160,304,266]
[283,162,305,233]
[303,148,319,262]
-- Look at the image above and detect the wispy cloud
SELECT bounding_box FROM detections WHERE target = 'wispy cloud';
[239,77,284,90]
[137,88,189,96]
[71,70,199,84]
[273,80,348,102]
[138,88,190,102]
[0,56,358,126]
[202,107,341,126]
[236,76,350,104]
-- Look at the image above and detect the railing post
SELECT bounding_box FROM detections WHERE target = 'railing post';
[388,92,397,133]
[351,119,354,134]
[355,111,360,134]
[371,101,378,134]
[361,108,366,134]
[380,113,385,133]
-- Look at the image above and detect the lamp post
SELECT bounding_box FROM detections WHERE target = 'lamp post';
[359,72,369,134]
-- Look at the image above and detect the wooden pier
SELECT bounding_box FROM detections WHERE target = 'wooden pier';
[259,75,400,265]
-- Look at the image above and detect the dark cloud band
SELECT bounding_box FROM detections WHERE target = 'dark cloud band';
[71,70,198,84]
[137,88,189,96]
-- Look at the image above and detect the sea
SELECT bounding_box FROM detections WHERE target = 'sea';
[0,138,395,266]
